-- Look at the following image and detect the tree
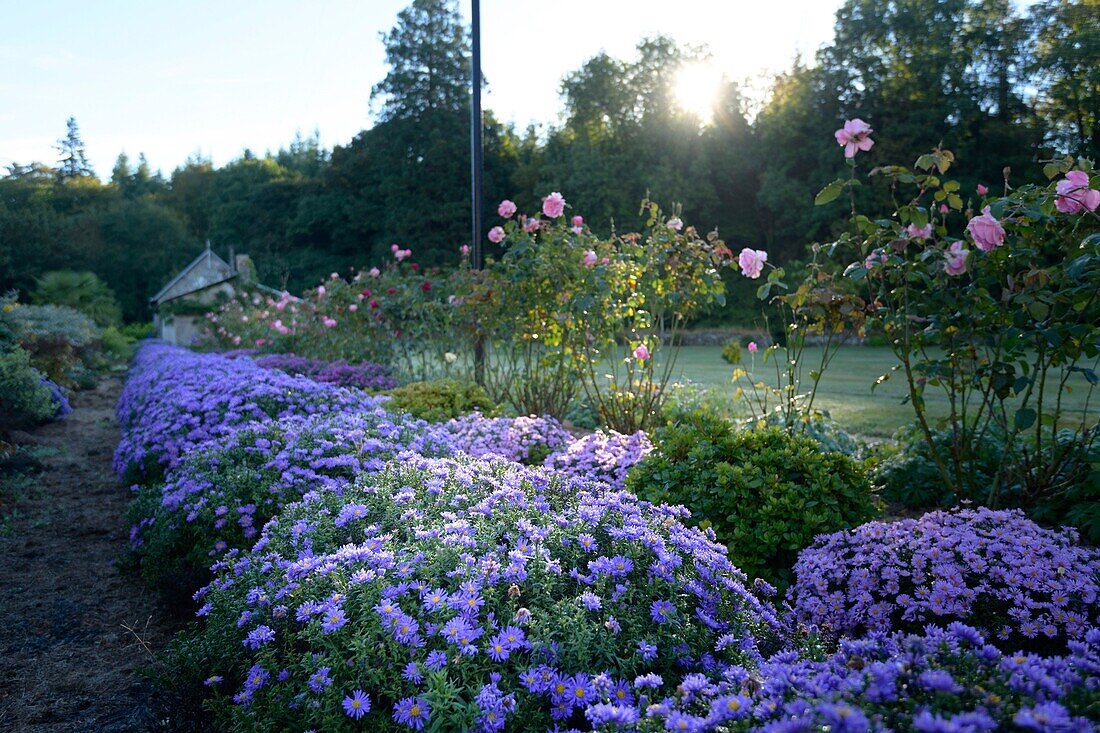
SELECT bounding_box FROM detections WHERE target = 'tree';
[1030,0,1100,158]
[55,117,94,181]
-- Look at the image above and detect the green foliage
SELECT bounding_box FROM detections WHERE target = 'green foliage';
[1,302,101,382]
[0,346,59,426]
[627,413,879,584]
[384,379,496,423]
[30,270,122,327]
[721,340,742,364]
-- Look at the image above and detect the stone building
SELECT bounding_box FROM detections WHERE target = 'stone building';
[150,244,269,346]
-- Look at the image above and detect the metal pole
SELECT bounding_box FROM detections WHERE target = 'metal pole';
[470,0,486,385]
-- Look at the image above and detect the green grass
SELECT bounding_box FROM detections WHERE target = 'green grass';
[663,345,1099,439]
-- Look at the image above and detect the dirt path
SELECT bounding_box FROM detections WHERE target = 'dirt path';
[0,375,174,732]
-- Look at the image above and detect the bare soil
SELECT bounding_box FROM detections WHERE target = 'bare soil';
[0,375,174,732]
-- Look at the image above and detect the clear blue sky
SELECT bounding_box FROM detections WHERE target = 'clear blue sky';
[1,0,849,176]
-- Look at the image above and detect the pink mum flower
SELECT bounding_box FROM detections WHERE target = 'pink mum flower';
[1055,170,1100,214]
[488,226,505,244]
[542,192,566,218]
[834,118,874,158]
[966,206,1005,251]
[738,248,768,279]
[945,241,969,276]
[498,199,517,218]
[633,344,650,361]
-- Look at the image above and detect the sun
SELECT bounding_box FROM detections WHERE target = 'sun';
[673,62,725,123]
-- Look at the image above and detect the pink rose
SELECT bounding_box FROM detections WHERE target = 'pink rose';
[232,336,241,346]
[461,244,470,255]
[323,317,337,328]
[316,285,326,297]
[1055,170,1100,214]
[738,248,768,279]
[542,192,566,218]
[369,267,380,278]
[945,242,969,276]
[864,250,888,269]
[583,250,598,267]
[498,199,517,218]
[667,217,683,231]
[633,344,650,361]
[391,244,399,253]
[834,118,874,158]
[976,183,988,196]
[571,215,584,234]
[348,304,358,312]
[905,223,933,239]
[488,226,505,244]
[966,206,1005,251]
[600,257,609,265]
[940,204,950,214]
[395,248,412,261]
[747,341,758,353]
[330,272,339,280]
[523,217,541,233]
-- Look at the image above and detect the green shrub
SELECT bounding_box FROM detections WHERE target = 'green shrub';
[385,378,497,422]
[626,412,879,584]
[2,303,101,382]
[30,270,122,328]
[0,347,60,427]
[721,340,742,364]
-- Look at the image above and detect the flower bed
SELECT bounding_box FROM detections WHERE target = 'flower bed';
[445,412,573,465]
[543,429,653,490]
[252,353,398,391]
[788,506,1100,653]
[173,455,786,732]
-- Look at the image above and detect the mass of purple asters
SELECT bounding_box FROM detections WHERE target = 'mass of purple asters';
[183,455,786,731]
[114,342,381,481]
[41,376,71,419]
[444,412,573,465]
[251,353,398,391]
[599,624,1099,732]
[542,429,653,490]
[789,506,1099,652]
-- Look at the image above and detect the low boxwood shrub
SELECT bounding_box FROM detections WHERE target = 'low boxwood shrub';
[126,410,454,599]
[789,506,1100,653]
[626,412,879,584]
[385,378,497,422]
[168,456,786,732]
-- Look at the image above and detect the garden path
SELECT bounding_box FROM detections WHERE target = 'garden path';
[0,375,174,732]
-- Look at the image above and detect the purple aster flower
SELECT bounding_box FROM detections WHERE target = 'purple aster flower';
[342,689,371,719]
[650,600,676,624]
[243,624,274,649]
[393,696,431,730]
[308,666,332,693]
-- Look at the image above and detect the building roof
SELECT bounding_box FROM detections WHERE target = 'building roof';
[150,246,236,304]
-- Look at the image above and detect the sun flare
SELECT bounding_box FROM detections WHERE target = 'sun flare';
[673,62,725,122]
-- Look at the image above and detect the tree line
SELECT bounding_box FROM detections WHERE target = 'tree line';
[1,0,1096,322]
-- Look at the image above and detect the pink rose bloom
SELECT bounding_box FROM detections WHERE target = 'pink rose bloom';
[317,285,326,297]
[349,304,358,312]
[966,206,1006,251]
[571,215,584,234]
[945,242,969,276]
[976,183,989,196]
[276,301,286,311]
[488,226,505,244]
[834,118,874,158]
[1055,170,1100,214]
[864,251,888,269]
[255,339,266,347]
[600,257,609,265]
[542,192,566,218]
[498,199,517,218]
[523,217,541,233]
[369,267,380,278]
[232,336,241,346]
[391,244,399,253]
[667,217,683,231]
[461,244,470,255]
[738,248,768,279]
[940,204,950,214]
[633,344,650,361]
[330,272,339,280]
[905,223,933,239]
[323,317,337,328]
[583,250,598,267]
[747,341,758,353]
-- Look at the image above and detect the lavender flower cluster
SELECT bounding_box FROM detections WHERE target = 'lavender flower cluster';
[444,412,573,465]
[607,623,1100,732]
[252,353,399,391]
[543,430,653,490]
[41,375,71,419]
[113,343,381,481]
[789,506,1100,652]
[183,455,787,732]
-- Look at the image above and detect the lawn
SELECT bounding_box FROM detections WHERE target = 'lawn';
[665,345,1099,439]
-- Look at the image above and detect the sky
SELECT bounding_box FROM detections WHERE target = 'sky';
[1,0,844,177]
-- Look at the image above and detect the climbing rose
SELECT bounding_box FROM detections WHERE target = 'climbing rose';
[906,223,933,239]
[834,118,874,158]
[738,248,768,279]
[633,344,650,360]
[542,192,566,218]
[583,250,598,267]
[945,241,969,276]
[488,226,505,244]
[1055,170,1100,214]
[966,206,1005,251]
[498,199,517,218]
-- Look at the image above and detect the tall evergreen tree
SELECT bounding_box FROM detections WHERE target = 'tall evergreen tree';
[55,116,94,180]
